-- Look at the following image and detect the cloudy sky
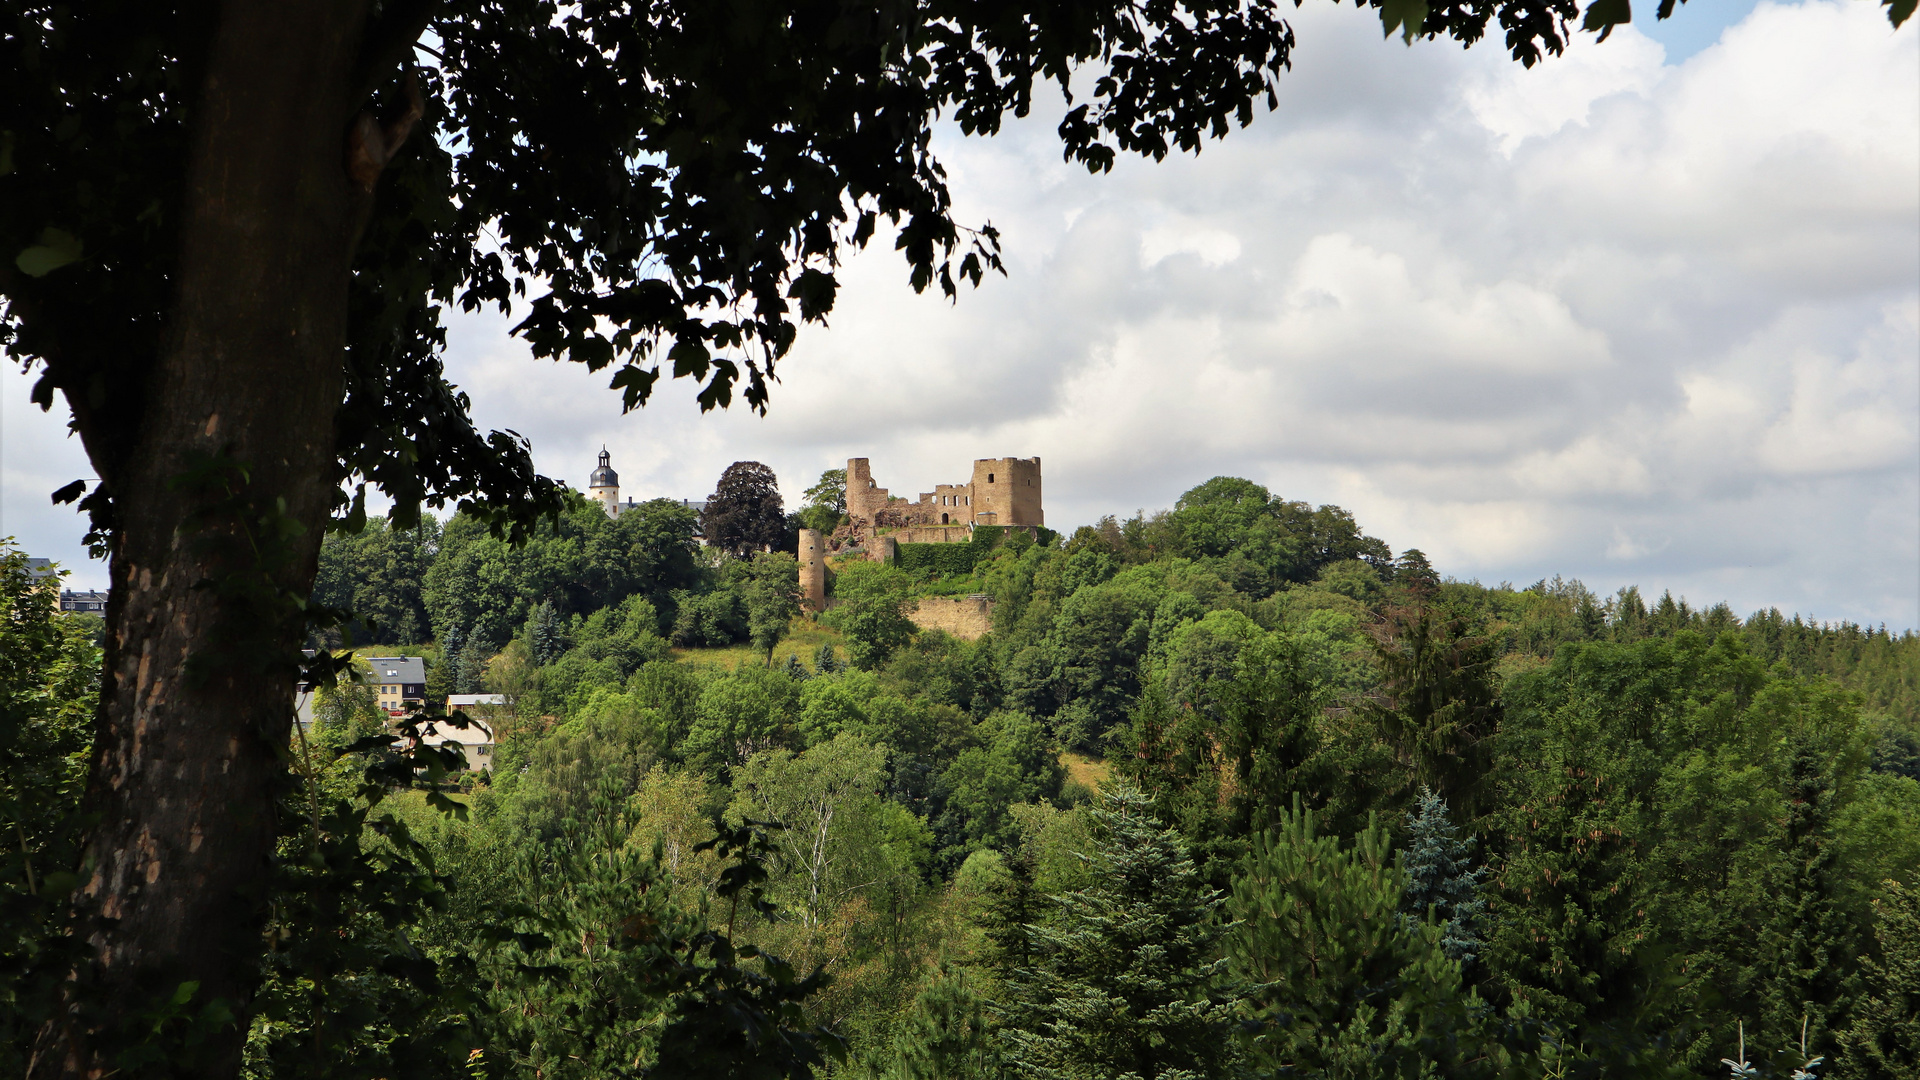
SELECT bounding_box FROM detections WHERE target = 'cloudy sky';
[5,0,1916,626]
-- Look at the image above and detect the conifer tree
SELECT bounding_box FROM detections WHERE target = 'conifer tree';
[1402,786,1488,966]
[992,785,1243,1080]
[1228,799,1471,1078]
[1835,879,1920,1078]
[457,628,493,695]
[1754,738,1862,1064]
[782,653,811,681]
[816,643,842,676]
[437,622,465,700]
[527,600,562,667]
[872,966,998,1080]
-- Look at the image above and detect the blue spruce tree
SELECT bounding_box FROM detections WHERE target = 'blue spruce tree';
[815,642,841,675]
[456,624,492,695]
[1402,785,1488,965]
[527,599,561,667]
[437,621,464,700]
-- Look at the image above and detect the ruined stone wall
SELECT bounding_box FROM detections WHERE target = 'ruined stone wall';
[913,482,975,526]
[910,595,994,640]
[846,458,893,527]
[969,457,1042,526]
[798,528,827,613]
[895,526,972,544]
[844,454,1042,534]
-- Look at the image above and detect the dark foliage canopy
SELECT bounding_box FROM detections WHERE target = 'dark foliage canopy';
[702,462,788,558]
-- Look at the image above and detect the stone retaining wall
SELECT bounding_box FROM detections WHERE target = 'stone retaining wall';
[910,594,994,640]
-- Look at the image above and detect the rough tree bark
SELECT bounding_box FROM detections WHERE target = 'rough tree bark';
[30,3,417,1075]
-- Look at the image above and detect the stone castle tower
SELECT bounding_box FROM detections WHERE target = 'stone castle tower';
[845,456,1042,530]
[799,528,828,613]
[588,447,620,517]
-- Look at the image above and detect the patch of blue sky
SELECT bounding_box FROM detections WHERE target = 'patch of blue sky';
[1633,0,1764,63]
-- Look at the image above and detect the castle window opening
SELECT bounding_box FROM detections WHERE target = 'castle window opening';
[942,513,949,524]
[987,473,994,483]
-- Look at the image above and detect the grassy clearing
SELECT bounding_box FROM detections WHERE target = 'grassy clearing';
[670,617,849,672]
[1060,751,1111,792]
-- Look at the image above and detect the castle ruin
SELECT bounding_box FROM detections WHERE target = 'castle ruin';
[799,455,1043,622]
[846,456,1043,534]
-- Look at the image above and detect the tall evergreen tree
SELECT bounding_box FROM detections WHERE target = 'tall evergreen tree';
[1754,737,1863,1066]
[1402,786,1488,966]
[992,785,1243,1080]
[435,622,464,701]
[815,643,842,676]
[456,627,493,696]
[527,600,562,667]
[872,966,997,1080]
[1835,879,1920,1079]
[1227,799,1476,1079]
[1364,599,1502,814]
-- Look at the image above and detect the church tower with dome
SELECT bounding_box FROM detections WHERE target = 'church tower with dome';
[587,447,620,517]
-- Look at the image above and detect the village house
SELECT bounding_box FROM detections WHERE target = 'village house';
[366,655,427,715]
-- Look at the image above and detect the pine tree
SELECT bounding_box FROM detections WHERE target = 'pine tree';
[782,653,811,681]
[872,966,998,1080]
[1402,786,1488,965]
[992,785,1244,1080]
[1228,799,1474,1078]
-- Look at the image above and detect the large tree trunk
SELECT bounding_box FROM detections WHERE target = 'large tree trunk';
[32,3,378,1075]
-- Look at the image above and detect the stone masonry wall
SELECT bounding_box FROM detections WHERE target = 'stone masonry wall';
[968,457,1042,526]
[844,455,1042,534]
[798,528,827,613]
[894,526,972,544]
[846,458,892,528]
[910,595,994,640]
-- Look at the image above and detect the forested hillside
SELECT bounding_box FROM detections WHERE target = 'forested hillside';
[5,473,1917,1078]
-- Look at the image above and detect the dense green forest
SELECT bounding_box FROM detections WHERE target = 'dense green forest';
[5,471,1918,1078]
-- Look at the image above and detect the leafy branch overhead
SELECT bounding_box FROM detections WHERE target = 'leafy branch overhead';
[0,0,1843,544]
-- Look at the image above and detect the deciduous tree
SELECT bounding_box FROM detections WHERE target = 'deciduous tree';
[702,462,788,558]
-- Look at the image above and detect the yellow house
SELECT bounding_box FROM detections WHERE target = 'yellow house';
[367,655,427,715]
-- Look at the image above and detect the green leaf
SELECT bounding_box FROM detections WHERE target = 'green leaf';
[1888,0,1916,28]
[1582,0,1633,41]
[15,226,83,277]
[1379,0,1430,44]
